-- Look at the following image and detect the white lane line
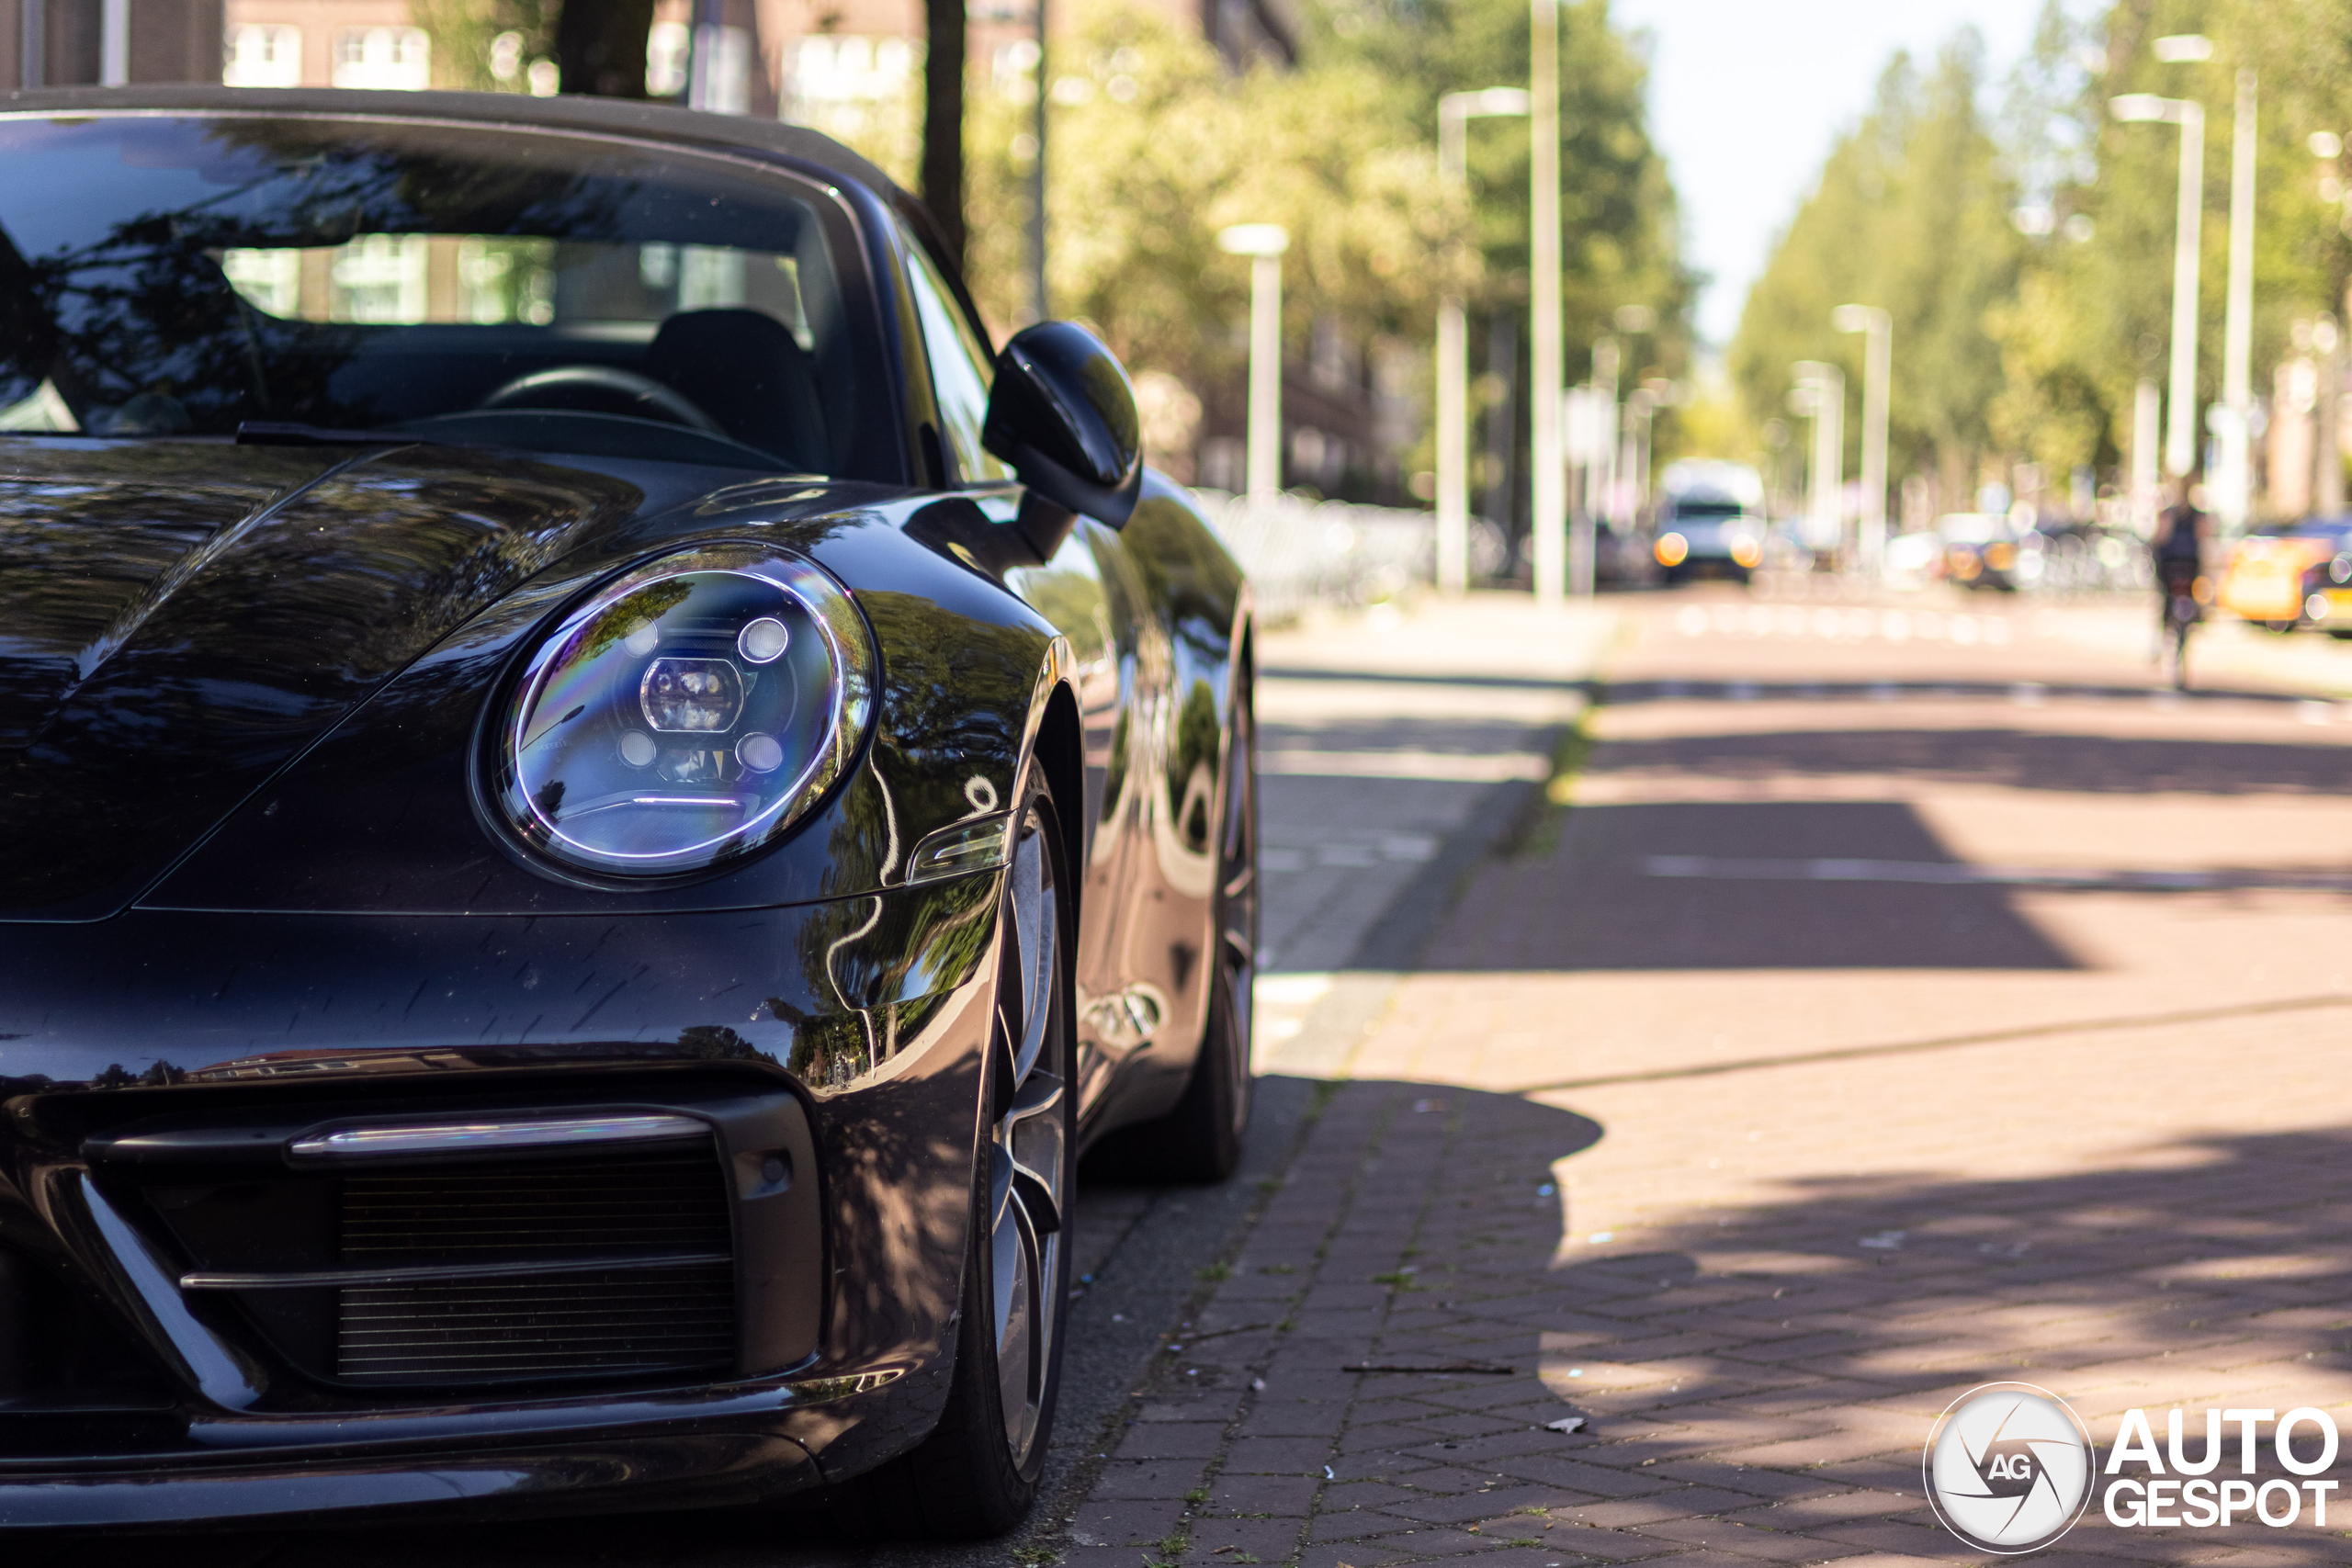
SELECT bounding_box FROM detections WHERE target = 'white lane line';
[1641,855,2352,892]
[1260,750,1551,782]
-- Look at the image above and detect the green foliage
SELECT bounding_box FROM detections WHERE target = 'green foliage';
[960,0,1473,405]
[1740,0,2352,512]
[410,0,557,92]
[1730,36,2020,507]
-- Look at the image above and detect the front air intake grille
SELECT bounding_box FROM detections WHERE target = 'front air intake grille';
[333,1152,737,1386]
[341,1156,733,1266]
[338,1263,737,1383]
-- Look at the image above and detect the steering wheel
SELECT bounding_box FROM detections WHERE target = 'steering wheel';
[476,365,725,435]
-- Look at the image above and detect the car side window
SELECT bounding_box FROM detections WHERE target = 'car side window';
[903,238,1012,482]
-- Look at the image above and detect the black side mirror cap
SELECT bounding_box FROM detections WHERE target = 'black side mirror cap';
[982,321,1144,528]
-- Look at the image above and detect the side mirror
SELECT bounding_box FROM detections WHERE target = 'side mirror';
[982,321,1144,531]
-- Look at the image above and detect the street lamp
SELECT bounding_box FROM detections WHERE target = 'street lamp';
[1791,361,1844,560]
[1435,86,1530,594]
[2218,67,2256,536]
[1532,0,1567,604]
[2112,87,2206,479]
[1218,223,1289,509]
[1832,304,1891,574]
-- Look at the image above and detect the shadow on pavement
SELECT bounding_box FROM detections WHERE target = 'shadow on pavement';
[1591,721,2352,799]
[1435,799,2085,971]
[1293,1079,2352,1563]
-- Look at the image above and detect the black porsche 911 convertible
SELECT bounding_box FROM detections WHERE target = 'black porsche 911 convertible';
[0,85,1256,1535]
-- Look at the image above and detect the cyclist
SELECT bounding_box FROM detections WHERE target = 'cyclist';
[2151,481,2209,681]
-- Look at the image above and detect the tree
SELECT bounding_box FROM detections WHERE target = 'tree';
[1730,35,2020,514]
[412,0,650,98]
[924,0,968,266]
[958,0,1476,489]
[558,0,656,97]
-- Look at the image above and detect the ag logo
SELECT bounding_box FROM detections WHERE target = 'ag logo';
[1924,1382,2096,1553]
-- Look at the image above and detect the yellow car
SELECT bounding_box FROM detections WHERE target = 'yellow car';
[2217,521,2352,632]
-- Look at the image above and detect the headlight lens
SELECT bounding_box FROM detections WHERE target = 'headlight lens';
[489,543,874,877]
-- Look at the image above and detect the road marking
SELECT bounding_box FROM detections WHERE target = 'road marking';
[1642,854,2352,892]
[1260,749,1551,782]
[1672,604,2017,646]
[1502,989,2352,1097]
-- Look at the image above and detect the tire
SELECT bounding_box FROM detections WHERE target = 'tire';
[836,778,1074,1538]
[1090,667,1257,1184]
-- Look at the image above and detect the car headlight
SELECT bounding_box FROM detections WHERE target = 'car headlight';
[1655,532,1689,567]
[1728,534,1762,569]
[486,543,875,878]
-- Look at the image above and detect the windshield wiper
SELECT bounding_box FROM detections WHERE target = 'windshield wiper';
[234,422,428,447]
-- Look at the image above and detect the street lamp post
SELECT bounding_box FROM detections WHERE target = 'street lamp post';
[2132,378,2163,535]
[1218,223,1290,509]
[2112,89,2206,479]
[1029,0,1049,322]
[1832,304,1891,575]
[1576,338,1619,543]
[1435,86,1530,594]
[2218,67,2256,535]
[1531,0,1566,604]
[1791,361,1844,560]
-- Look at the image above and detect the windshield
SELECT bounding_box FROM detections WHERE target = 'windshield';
[0,114,885,476]
[1670,498,1746,521]
[1937,513,2007,544]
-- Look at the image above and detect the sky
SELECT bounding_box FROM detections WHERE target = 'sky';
[1613,0,2052,347]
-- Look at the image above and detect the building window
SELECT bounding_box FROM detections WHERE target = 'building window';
[332,27,430,91]
[646,21,690,96]
[792,36,916,105]
[332,234,429,322]
[223,24,302,87]
[218,248,302,315]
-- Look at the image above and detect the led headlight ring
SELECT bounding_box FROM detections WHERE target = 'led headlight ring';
[490,543,875,878]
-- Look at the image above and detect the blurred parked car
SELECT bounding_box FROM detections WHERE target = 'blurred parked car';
[1939,513,2035,592]
[1883,530,1943,589]
[2218,517,2352,633]
[1653,494,1766,584]
[1651,460,1766,585]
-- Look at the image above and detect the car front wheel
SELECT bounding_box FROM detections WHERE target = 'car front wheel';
[840,777,1073,1537]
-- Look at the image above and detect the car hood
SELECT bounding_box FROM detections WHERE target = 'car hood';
[0,437,660,920]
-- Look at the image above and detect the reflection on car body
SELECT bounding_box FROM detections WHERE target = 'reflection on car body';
[0,85,1257,1537]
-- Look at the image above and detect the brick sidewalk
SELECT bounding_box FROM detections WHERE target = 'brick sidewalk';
[1046,591,2352,1568]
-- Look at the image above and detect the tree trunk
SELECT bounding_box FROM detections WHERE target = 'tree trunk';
[557,0,656,97]
[922,0,967,266]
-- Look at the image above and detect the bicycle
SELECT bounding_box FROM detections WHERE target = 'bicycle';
[2159,561,2201,691]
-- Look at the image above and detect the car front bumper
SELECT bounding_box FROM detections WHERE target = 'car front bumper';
[0,884,1000,1529]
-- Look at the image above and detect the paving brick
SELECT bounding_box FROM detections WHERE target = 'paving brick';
[1114,1422,1228,1461]
[1224,1435,1340,1473]
[1065,1497,1190,1546]
[1039,594,2352,1568]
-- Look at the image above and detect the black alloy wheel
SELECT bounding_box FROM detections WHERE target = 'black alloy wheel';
[848,775,1074,1536]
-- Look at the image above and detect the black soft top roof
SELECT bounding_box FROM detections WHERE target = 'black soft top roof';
[0,84,947,254]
